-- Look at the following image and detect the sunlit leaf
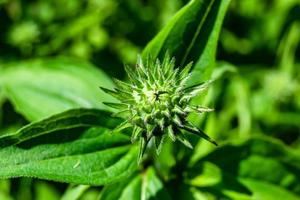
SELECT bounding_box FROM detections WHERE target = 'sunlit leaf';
[142,0,231,85]
[0,109,138,185]
[0,57,115,121]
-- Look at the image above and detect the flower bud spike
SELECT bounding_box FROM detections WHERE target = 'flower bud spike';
[138,136,148,164]
[131,116,143,127]
[112,120,132,134]
[182,123,218,146]
[111,110,130,118]
[164,57,175,75]
[158,118,165,131]
[137,55,144,67]
[173,105,186,115]
[146,124,155,136]
[162,51,170,65]
[124,65,139,83]
[192,106,214,113]
[165,68,178,82]
[101,54,216,163]
[114,88,132,96]
[167,125,176,141]
[179,62,193,80]
[131,126,143,143]
[179,95,191,105]
[112,78,132,91]
[147,69,156,84]
[184,79,214,97]
[143,114,152,125]
[100,87,123,100]
[177,132,193,149]
[183,106,193,113]
[173,115,183,127]
[178,74,192,88]
[162,110,171,118]
[103,102,128,110]
[154,134,166,155]
[137,59,149,78]
[145,54,153,70]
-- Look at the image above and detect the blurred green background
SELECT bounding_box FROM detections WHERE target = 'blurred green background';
[0,0,299,199]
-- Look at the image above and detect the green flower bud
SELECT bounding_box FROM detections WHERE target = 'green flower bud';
[101,54,217,163]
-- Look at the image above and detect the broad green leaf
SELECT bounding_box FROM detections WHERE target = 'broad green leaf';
[0,109,138,185]
[142,167,172,200]
[239,178,300,200]
[187,161,222,187]
[0,57,115,121]
[100,174,142,200]
[187,136,300,198]
[0,108,119,148]
[100,167,171,200]
[142,0,231,85]
[218,178,300,200]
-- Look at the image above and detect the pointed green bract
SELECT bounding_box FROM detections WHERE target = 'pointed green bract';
[177,132,193,149]
[103,102,128,110]
[99,87,123,100]
[112,120,132,133]
[111,110,130,118]
[101,55,215,162]
[154,135,163,154]
[167,125,176,142]
[138,136,148,164]
[182,123,218,146]
[131,126,143,143]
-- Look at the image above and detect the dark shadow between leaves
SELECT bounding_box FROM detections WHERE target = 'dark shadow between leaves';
[16,127,87,149]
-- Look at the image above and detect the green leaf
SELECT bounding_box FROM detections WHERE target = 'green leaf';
[100,174,142,200]
[0,109,138,185]
[0,57,115,121]
[34,182,60,200]
[60,185,90,200]
[142,0,231,85]
[0,108,119,148]
[100,167,171,200]
[187,136,300,198]
[239,178,300,200]
[142,167,172,200]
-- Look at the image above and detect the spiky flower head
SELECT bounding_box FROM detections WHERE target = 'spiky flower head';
[101,54,217,163]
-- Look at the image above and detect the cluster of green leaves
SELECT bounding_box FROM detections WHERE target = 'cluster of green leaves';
[0,0,300,199]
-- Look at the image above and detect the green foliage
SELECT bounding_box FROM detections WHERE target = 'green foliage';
[0,108,119,147]
[0,57,115,121]
[0,109,138,185]
[0,0,299,199]
[187,136,300,199]
[60,185,90,200]
[142,0,231,85]
[100,167,171,200]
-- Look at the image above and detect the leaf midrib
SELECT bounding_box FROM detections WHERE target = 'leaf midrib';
[1,144,131,168]
[0,109,116,147]
[180,0,215,66]
[0,147,135,185]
